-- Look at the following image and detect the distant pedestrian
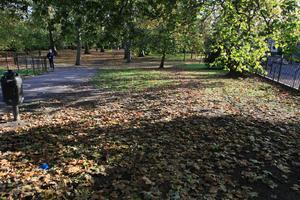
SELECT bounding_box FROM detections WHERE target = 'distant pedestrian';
[47,49,55,70]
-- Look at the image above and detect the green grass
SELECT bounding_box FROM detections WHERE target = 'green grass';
[93,64,225,92]
[0,67,43,76]
[149,53,202,61]
[180,63,224,71]
[93,69,174,91]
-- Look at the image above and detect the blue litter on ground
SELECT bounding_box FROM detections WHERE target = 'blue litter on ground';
[39,163,50,170]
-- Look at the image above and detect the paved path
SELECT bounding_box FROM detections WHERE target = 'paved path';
[0,67,97,114]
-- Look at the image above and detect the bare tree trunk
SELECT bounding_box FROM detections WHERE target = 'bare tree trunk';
[84,42,90,54]
[183,49,186,61]
[100,46,105,52]
[159,52,166,69]
[126,48,132,63]
[124,41,128,59]
[124,46,128,59]
[48,23,55,51]
[124,41,132,63]
[138,49,145,57]
[75,23,81,66]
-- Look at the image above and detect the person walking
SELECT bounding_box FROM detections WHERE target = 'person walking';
[47,49,55,70]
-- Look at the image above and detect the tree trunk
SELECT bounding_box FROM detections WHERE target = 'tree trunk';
[100,46,105,52]
[126,48,132,63]
[124,45,128,59]
[84,42,90,54]
[124,41,132,63]
[226,69,244,78]
[138,50,145,57]
[183,49,186,61]
[75,24,81,66]
[191,51,193,59]
[48,23,55,52]
[159,53,166,69]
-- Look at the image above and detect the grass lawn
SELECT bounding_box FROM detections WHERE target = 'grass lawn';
[93,63,224,92]
[0,67,41,76]
[149,53,203,61]
[0,58,299,199]
[93,69,174,91]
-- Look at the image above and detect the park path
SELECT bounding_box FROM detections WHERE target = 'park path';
[0,66,97,114]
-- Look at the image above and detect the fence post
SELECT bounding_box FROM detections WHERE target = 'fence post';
[39,56,42,72]
[36,57,39,72]
[32,57,35,74]
[270,63,274,79]
[25,55,28,69]
[293,68,300,89]
[277,55,283,82]
[44,57,47,71]
[264,55,269,77]
[268,56,274,79]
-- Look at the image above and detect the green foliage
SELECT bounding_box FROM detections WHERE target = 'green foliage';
[1,0,298,73]
[205,0,299,74]
[0,5,50,51]
[277,0,300,56]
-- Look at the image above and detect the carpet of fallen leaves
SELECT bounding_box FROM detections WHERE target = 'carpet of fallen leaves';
[0,59,300,200]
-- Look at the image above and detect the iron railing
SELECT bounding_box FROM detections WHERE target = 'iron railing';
[260,55,300,90]
[0,51,50,74]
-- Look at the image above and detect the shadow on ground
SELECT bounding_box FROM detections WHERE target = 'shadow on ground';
[0,114,299,199]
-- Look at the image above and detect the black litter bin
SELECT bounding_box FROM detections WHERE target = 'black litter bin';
[1,70,24,121]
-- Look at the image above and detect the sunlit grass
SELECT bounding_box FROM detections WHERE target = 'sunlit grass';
[149,53,203,61]
[93,63,225,92]
[0,67,40,76]
[93,68,174,91]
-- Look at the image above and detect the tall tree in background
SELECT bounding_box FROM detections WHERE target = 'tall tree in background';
[145,0,180,68]
[32,0,61,54]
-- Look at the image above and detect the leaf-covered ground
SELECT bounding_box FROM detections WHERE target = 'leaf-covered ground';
[0,57,299,199]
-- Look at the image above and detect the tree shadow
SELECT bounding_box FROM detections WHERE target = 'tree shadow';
[0,114,299,199]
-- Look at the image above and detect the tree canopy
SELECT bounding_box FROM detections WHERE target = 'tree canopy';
[0,0,299,72]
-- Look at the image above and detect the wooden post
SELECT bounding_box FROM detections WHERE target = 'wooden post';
[12,105,20,121]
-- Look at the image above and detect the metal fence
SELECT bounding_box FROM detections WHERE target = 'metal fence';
[0,51,50,74]
[260,55,300,90]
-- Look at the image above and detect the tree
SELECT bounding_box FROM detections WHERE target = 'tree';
[204,0,299,75]
[145,0,180,68]
[55,0,110,65]
[0,8,49,51]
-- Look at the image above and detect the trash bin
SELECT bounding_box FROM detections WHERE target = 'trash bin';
[1,70,24,121]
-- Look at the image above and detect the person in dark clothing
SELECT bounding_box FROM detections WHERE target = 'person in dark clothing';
[47,49,55,69]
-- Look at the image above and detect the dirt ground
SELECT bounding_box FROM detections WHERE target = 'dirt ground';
[0,50,299,199]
